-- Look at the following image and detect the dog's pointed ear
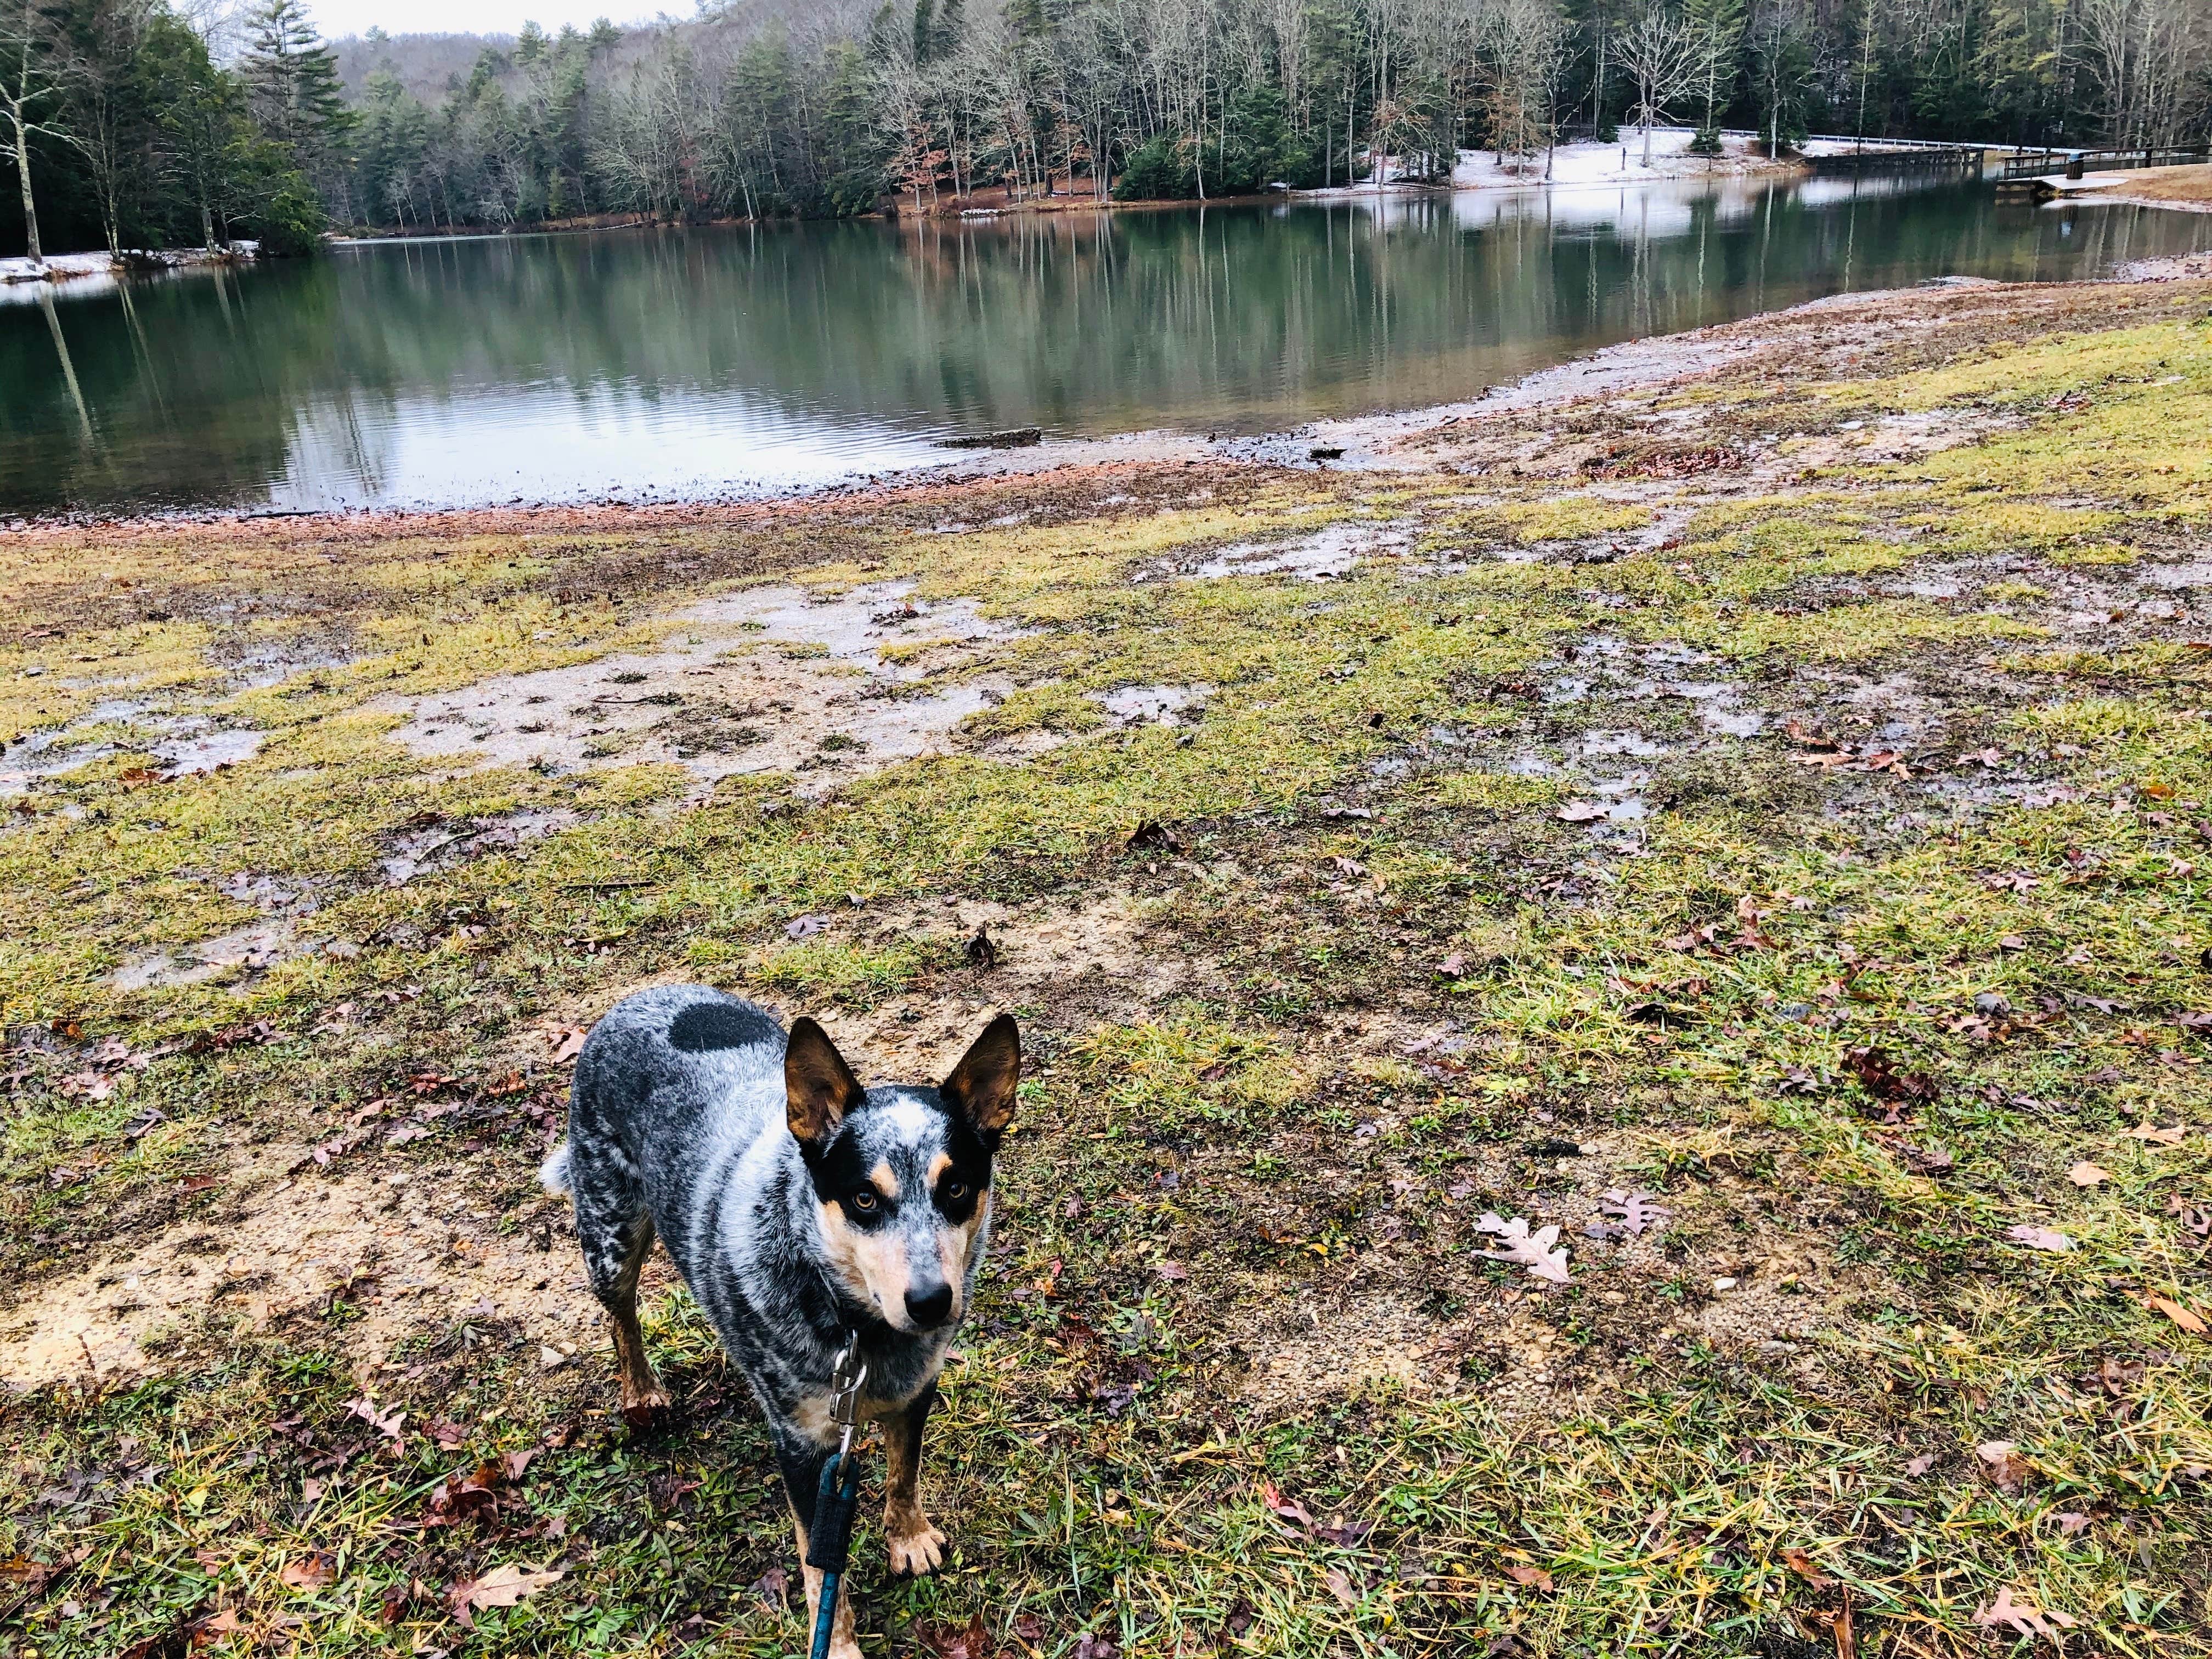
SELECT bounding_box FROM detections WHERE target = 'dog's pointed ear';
[786,1017,864,1150]
[941,1014,1019,1146]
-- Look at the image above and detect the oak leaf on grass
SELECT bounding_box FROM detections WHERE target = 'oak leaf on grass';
[448,1562,563,1626]
[1972,1588,2075,1643]
[1476,1212,1570,1283]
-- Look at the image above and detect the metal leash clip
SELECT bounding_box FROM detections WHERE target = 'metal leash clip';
[827,1341,868,1440]
[807,1341,870,1659]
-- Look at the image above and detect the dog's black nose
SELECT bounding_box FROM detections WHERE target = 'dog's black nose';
[905,1283,954,1328]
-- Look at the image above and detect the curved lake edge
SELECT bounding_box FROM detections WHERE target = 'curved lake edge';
[7,259,2206,537]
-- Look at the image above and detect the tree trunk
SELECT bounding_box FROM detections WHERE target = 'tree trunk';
[9,108,42,264]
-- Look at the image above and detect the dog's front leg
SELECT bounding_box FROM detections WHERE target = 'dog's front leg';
[775,1431,861,1659]
[882,1381,946,1577]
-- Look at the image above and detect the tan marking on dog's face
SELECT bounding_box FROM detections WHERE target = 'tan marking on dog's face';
[926,1150,952,1185]
[870,1160,900,1200]
[934,1192,990,1322]
[816,1200,917,1328]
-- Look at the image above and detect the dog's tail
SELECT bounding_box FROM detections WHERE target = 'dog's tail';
[538,1142,574,1198]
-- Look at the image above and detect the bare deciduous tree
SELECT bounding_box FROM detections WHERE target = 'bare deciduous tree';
[1611,1,1702,163]
[1,0,78,264]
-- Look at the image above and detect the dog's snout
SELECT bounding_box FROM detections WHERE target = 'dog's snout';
[905,1282,954,1329]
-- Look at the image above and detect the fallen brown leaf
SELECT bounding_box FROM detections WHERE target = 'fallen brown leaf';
[917,1613,996,1658]
[2123,1122,2187,1145]
[1977,1440,2032,1493]
[1502,1564,1553,1591]
[1781,1547,1834,1589]
[1972,1587,2076,1643]
[1476,1212,1571,1283]
[2066,1161,2110,1187]
[1827,1593,1857,1659]
[343,1397,405,1440]
[2143,1294,2208,1336]
[448,1561,562,1626]
[1260,1479,1314,1532]
[280,1553,337,1590]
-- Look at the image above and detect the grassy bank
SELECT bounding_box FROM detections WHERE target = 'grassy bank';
[3,273,2210,1659]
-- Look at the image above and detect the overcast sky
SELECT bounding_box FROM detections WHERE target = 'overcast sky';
[300,0,661,41]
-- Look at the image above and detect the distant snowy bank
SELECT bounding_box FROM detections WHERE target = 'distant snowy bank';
[1301,129,1801,199]
[0,244,259,303]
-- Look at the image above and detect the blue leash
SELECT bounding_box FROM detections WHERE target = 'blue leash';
[806,1344,868,1659]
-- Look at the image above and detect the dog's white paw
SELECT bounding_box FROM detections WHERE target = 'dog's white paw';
[885,1519,947,1577]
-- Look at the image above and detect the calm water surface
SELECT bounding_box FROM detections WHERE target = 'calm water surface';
[3,177,2206,516]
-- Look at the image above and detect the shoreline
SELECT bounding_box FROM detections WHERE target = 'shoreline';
[329,134,1814,246]
[9,250,2209,540]
[0,242,258,293]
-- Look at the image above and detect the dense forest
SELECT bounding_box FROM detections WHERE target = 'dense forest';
[4,0,2208,255]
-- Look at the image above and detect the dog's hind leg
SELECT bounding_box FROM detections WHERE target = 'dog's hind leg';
[774,1433,860,1659]
[572,1166,668,1426]
[882,1381,946,1577]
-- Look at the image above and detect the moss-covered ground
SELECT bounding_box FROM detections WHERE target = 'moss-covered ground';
[3,274,2210,1659]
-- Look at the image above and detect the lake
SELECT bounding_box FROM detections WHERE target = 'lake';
[3,176,2207,518]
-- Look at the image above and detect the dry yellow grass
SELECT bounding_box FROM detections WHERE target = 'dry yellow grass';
[2094,163,2212,208]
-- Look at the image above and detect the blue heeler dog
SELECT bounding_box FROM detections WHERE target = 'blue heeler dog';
[540,986,1018,1658]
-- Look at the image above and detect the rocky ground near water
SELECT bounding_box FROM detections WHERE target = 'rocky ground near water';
[3,268,2210,1659]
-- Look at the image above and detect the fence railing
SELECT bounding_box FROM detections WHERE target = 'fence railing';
[1995,145,2209,180]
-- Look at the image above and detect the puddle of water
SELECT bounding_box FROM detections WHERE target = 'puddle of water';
[0,699,163,795]
[213,871,320,915]
[680,583,1007,667]
[111,921,297,991]
[1095,683,1212,724]
[375,581,1021,796]
[381,808,581,884]
[1699,706,1765,737]
[155,726,263,776]
[1183,520,1410,581]
[230,646,354,690]
[2144,561,2212,590]
[1888,577,1963,599]
[0,732,116,795]
[1579,730,1666,758]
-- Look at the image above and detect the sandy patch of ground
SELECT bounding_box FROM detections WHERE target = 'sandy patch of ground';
[0,1148,596,1393]
[771,882,1208,1077]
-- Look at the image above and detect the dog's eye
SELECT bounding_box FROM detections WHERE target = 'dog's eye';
[943,1180,968,1203]
[850,1189,879,1213]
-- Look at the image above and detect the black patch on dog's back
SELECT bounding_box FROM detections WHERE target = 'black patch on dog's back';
[668,999,782,1054]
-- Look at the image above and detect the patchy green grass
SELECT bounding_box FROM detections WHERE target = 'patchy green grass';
[3,281,2211,1659]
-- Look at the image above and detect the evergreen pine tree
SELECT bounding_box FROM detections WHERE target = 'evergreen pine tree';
[241,0,350,167]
